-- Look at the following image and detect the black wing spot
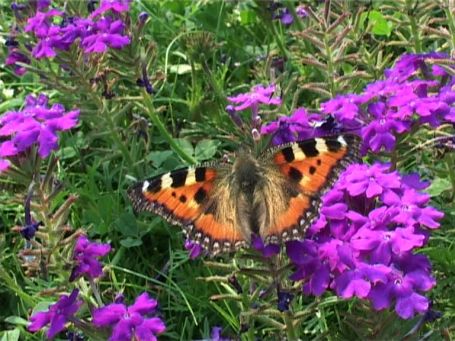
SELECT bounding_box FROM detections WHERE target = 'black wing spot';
[298,140,319,157]
[309,166,316,175]
[194,187,207,204]
[288,167,303,182]
[170,169,188,187]
[195,167,206,182]
[325,138,342,152]
[316,159,322,165]
[281,147,295,162]
[179,195,187,203]
[146,178,162,193]
[171,191,177,197]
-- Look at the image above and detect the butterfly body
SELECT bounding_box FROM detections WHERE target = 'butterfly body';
[128,135,361,256]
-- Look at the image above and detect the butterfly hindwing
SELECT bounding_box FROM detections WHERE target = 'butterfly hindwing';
[128,164,246,255]
[260,134,361,243]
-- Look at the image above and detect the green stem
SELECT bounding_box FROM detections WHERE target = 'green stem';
[89,279,103,307]
[446,153,455,197]
[142,91,197,165]
[102,106,134,166]
[406,0,422,52]
[283,311,298,340]
[444,0,455,53]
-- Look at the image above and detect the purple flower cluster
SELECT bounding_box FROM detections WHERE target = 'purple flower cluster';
[23,0,130,59]
[93,292,166,341]
[70,235,111,281]
[286,163,443,319]
[28,289,82,339]
[0,93,79,172]
[321,53,455,154]
[262,53,455,154]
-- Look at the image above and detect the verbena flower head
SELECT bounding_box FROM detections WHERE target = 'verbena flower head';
[28,289,82,339]
[319,53,455,154]
[70,235,111,281]
[22,1,131,59]
[227,84,281,119]
[286,163,442,319]
[0,93,79,171]
[92,292,166,341]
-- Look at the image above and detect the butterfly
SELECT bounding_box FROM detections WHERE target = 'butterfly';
[128,134,361,256]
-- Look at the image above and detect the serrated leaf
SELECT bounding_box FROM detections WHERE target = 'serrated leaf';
[120,237,143,248]
[194,139,220,161]
[427,177,451,196]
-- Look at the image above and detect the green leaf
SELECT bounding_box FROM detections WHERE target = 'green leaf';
[239,9,257,25]
[367,11,393,37]
[3,316,28,327]
[194,139,221,161]
[427,177,451,196]
[120,237,143,248]
[114,212,139,237]
[31,301,54,315]
[0,329,20,341]
[147,150,174,169]
[174,138,194,157]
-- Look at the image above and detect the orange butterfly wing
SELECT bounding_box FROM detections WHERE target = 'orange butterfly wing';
[128,165,246,255]
[262,134,361,243]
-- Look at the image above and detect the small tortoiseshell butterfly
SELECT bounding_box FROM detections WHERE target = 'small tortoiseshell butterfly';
[128,135,361,255]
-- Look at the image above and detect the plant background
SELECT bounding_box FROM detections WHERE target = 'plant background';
[0,0,455,340]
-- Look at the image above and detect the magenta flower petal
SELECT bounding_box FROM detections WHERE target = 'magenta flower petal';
[28,311,52,332]
[92,304,126,326]
[396,293,429,319]
[129,293,158,315]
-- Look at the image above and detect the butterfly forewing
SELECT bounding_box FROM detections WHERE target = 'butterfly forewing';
[260,134,361,243]
[128,164,246,255]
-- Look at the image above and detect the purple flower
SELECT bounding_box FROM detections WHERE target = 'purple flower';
[70,235,111,281]
[90,0,131,17]
[227,84,281,118]
[385,52,448,82]
[340,163,401,200]
[260,107,321,145]
[92,292,166,341]
[0,94,79,164]
[184,239,203,259]
[25,9,64,38]
[80,17,130,53]
[28,289,82,339]
[5,48,30,76]
[252,234,280,258]
[210,326,230,341]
